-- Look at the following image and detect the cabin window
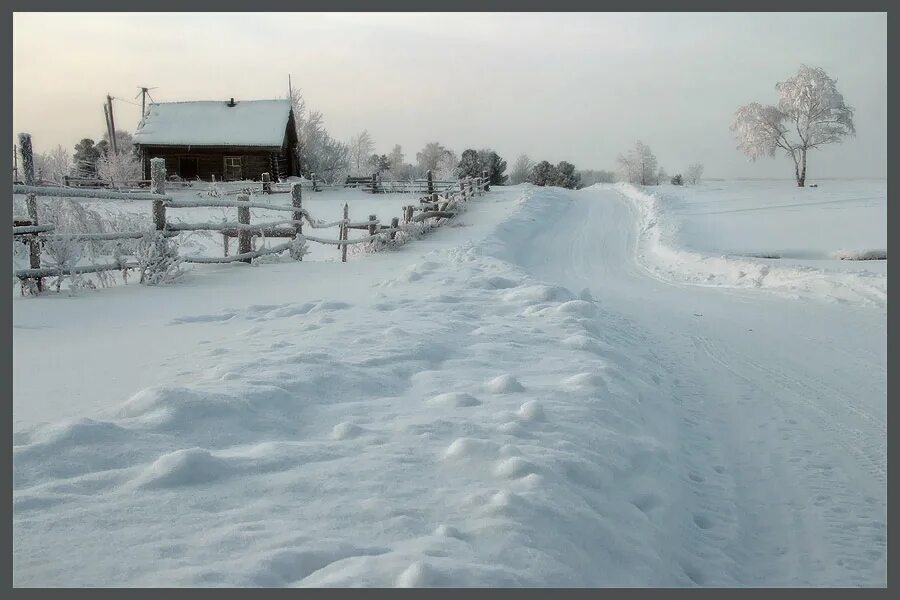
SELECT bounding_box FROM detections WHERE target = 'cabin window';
[224,156,243,181]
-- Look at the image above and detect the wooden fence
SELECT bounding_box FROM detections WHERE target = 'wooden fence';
[12,133,490,293]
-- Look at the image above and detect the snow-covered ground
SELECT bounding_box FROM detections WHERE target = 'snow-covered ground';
[13,182,886,587]
[618,179,886,307]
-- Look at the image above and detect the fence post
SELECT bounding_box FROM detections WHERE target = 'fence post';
[482,170,490,192]
[426,170,434,196]
[371,173,378,194]
[261,172,271,194]
[150,157,167,232]
[238,194,252,262]
[390,217,399,241]
[368,214,377,237]
[18,133,42,292]
[291,182,303,261]
[341,203,349,263]
[458,178,466,200]
[311,172,320,192]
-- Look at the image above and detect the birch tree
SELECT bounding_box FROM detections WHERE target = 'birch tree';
[731,65,855,187]
[617,141,658,185]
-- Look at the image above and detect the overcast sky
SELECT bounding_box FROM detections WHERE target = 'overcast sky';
[13,12,887,179]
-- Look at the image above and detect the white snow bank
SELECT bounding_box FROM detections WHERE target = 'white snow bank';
[615,183,887,308]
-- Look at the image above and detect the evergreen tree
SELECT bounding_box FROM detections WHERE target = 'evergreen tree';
[526,161,557,186]
[457,149,482,178]
[73,138,101,178]
[555,161,581,189]
[478,150,508,185]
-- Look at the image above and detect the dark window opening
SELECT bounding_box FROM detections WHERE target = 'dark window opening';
[178,156,199,180]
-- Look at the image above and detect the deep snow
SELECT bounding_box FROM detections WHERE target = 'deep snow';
[617,180,886,307]
[12,183,886,587]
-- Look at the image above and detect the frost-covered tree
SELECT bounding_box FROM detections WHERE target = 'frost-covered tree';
[671,174,684,185]
[510,154,534,185]
[457,149,481,178]
[617,141,658,185]
[526,160,556,187]
[456,148,507,185]
[73,138,101,178]
[97,149,142,187]
[316,134,352,184]
[477,149,508,186]
[685,162,704,185]
[555,161,581,189]
[578,169,616,185]
[388,144,405,172]
[656,166,668,186]
[368,153,391,175]
[289,89,351,181]
[34,145,72,184]
[416,142,454,176]
[102,130,139,160]
[731,65,855,187]
[349,130,375,175]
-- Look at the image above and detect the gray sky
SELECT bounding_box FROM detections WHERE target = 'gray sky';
[13,12,887,179]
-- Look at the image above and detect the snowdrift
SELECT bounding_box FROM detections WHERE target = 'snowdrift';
[615,183,887,308]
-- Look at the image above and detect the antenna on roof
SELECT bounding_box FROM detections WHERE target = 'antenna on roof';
[135,85,157,119]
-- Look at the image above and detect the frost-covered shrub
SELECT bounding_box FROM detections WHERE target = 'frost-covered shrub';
[136,231,184,285]
[96,151,142,188]
[290,235,310,260]
[43,235,82,293]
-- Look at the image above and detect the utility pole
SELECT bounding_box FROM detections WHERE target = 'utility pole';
[137,86,150,118]
[103,104,112,146]
[288,74,292,99]
[106,94,118,154]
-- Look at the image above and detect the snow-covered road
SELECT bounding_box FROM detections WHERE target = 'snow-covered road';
[13,184,886,587]
[512,186,886,586]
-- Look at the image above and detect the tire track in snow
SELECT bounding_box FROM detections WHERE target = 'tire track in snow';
[692,335,886,585]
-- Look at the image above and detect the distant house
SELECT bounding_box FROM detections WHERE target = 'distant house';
[133,98,299,182]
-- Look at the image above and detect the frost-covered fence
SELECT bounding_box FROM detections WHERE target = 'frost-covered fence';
[13,133,490,293]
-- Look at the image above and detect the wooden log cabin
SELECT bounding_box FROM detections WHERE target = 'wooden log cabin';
[133,98,299,182]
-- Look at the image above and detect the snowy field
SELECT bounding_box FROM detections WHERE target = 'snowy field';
[13,182,886,587]
[617,179,886,307]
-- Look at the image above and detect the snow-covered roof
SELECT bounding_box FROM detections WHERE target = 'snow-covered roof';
[133,99,292,148]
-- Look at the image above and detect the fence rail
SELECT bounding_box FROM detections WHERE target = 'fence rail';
[13,133,491,294]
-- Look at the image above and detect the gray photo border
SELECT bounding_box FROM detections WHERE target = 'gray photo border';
[3,1,892,596]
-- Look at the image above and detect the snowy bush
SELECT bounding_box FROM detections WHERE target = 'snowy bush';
[289,235,310,261]
[42,235,83,293]
[685,163,704,185]
[97,151,142,188]
[136,231,185,285]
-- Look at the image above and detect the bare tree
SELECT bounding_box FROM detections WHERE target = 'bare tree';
[349,130,375,175]
[509,154,534,185]
[731,65,855,187]
[685,163,704,185]
[617,141,658,185]
[34,145,72,184]
[415,142,456,179]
